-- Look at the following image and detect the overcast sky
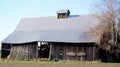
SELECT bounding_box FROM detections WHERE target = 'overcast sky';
[0,0,97,43]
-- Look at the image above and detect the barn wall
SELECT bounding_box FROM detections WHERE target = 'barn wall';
[51,42,97,61]
[8,42,38,60]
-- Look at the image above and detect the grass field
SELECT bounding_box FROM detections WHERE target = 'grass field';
[0,63,120,67]
[0,60,120,67]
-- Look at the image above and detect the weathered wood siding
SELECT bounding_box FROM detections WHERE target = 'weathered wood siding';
[50,43,97,61]
[9,42,38,60]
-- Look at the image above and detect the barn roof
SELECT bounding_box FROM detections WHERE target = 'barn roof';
[2,15,100,44]
[57,9,70,14]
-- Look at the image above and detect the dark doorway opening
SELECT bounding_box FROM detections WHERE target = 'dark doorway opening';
[38,42,50,58]
[1,43,11,58]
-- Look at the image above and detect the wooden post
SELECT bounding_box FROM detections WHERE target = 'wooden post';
[49,43,52,60]
[36,43,38,59]
[93,46,95,61]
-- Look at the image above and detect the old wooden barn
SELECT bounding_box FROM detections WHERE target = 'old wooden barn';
[1,9,100,61]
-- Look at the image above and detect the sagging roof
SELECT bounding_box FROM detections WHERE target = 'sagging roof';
[2,15,100,44]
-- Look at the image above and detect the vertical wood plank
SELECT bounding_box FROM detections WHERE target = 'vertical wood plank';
[49,43,52,60]
[36,43,38,59]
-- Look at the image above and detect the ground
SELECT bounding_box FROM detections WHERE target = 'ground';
[0,62,120,67]
[0,61,120,67]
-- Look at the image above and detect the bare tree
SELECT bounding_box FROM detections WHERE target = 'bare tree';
[93,0,120,48]
[90,0,120,62]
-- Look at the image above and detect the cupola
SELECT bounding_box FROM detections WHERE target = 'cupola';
[57,9,70,19]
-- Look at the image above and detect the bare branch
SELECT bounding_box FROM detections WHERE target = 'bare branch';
[91,0,120,47]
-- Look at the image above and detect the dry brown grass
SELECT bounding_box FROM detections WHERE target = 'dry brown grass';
[0,61,120,67]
